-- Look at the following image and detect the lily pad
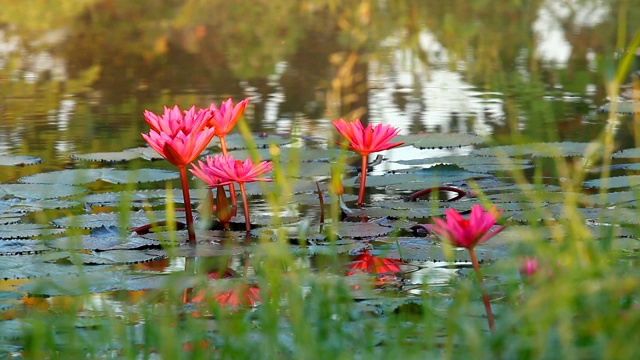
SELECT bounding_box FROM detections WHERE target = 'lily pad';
[71,150,141,162]
[82,189,206,207]
[18,168,179,185]
[18,169,105,185]
[0,223,65,239]
[100,168,179,184]
[0,240,51,255]
[210,133,293,151]
[395,133,486,149]
[51,210,188,229]
[583,175,640,190]
[47,250,168,266]
[326,221,395,239]
[599,101,640,114]
[612,147,640,159]
[9,199,82,212]
[0,254,113,279]
[47,233,161,251]
[473,142,595,158]
[0,155,43,166]
[0,183,87,199]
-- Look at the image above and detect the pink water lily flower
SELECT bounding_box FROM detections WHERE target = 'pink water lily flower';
[428,204,504,249]
[520,256,540,278]
[333,118,404,156]
[427,204,504,333]
[142,129,215,167]
[190,154,273,231]
[141,105,215,245]
[204,98,250,210]
[207,98,249,139]
[332,118,404,207]
[190,154,273,186]
[144,105,212,137]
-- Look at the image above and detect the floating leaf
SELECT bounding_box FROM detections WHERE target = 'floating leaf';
[473,142,594,158]
[10,199,81,212]
[0,155,43,166]
[581,191,638,206]
[140,229,250,245]
[0,183,87,199]
[0,240,50,255]
[82,189,206,207]
[47,233,160,251]
[100,168,179,184]
[0,223,65,239]
[583,175,640,190]
[599,101,640,114]
[21,272,169,296]
[18,169,105,185]
[620,163,640,171]
[395,133,486,149]
[71,150,141,162]
[0,254,112,279]
[51,211,187,229]
[127,146,166,161]
[612,147,640,159]
[325,221,395,239]
[212,133,293,150]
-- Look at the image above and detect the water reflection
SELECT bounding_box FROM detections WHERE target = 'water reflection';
[0,0,631,168]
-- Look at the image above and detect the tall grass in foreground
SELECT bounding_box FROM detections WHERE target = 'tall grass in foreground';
[10,37,640,360]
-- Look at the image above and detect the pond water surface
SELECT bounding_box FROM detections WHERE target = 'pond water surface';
[0,0,638,352]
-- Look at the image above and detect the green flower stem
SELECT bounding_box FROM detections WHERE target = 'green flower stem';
[179,166,196,244]
[239,182,251,232]
[469,248,495,333]
[219,136,238,212]
[358,155,368,208]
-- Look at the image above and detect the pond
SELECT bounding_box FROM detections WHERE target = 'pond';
[0,0,639,357]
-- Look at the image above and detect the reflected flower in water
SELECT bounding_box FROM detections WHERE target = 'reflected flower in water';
[190,154,273,231]
[347,250,402,276]
[332,118,404,207]
[191,284,262,308]
[141,105,216,244]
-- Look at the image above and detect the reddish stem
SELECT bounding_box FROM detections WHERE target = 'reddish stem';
[358,155,367,208]
[179,166,197,244]
[404,186,467,202]
[316,181,325,225]
[219,136,238,211]
[468,248,495,333]
[130,221,187,235]
[239,182,251,232]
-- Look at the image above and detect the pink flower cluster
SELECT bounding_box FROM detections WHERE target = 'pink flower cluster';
[141,98,271,235]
